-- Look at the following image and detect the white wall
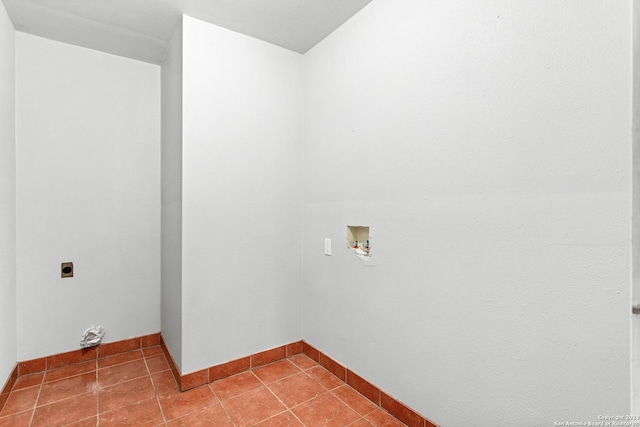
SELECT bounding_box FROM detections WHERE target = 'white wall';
[180,16,303,374]
[16,33,161,360]
[161,19,184,369]
[634,0,640,413]
[0,0,16,383]
[303,0,631,425]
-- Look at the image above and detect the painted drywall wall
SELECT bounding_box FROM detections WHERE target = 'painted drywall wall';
[15,33,161,360]
[0,0,16,384]
[303,0,631,425]
[180,16,303,374]
[634,0,640,413]
[161,18,184,370]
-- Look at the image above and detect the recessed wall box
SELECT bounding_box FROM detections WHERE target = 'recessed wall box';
[347,226,370,253]
[61,262,73,278]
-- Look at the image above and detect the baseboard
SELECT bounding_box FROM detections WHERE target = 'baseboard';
[0,331,162,414]
[15,333,161,377]
[159,335,438,427]
[1,333,438,427]
[0,364,18,413]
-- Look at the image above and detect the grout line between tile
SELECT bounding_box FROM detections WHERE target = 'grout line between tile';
[346,416,373,427]
[254,372,290,407]
[154,391,168,426]
[216,399,237,427]
[31,372,44,415]
[217,371,264,402]
[144,354,169,427]
[215,369,289,426]
[260,408,305,426]
[291,410,306,427]
[295,360,409,427]
[255,358,357,425]
[7,338,421,426]
[33,373,45,421]
[94,358,98,427]
[67,414,98,427]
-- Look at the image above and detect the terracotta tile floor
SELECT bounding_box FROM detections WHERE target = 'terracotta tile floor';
[0,348,407,426]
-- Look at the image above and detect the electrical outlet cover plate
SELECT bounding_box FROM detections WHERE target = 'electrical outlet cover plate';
[324,238,331,256]
[61,262,73,278]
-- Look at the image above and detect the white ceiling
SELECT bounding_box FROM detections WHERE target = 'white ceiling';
[1,0,373,65]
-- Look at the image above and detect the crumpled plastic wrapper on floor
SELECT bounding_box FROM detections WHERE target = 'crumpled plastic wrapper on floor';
[80,326,105,348]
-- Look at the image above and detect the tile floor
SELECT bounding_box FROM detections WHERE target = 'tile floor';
[0,347,407,426]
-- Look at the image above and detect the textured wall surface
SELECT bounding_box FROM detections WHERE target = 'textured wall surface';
[180,16,303,374]
[16,33,161,360]
[0,0,16,384]
[161,18,184,370]
[303,0,632,425]
[633,0,640,414]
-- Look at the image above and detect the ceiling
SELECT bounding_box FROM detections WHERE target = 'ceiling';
[1,0,373,65]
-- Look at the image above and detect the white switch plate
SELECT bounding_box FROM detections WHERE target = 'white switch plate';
[324,238,331,256]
